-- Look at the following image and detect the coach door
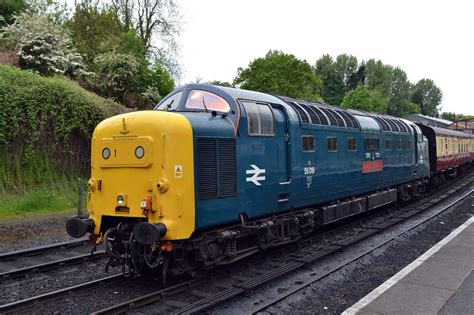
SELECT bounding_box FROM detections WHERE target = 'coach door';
[273,106,291,183]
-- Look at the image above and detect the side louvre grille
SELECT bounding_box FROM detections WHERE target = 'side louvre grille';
[197,138,218,199]
[197,137,237,199]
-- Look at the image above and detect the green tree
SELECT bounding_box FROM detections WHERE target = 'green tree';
[315,53,358,105]
[0,0,27,26]
[315,54,344,105]
[335,54,358,86]
[440,112,455,121]
[347,63,366,90]
[411,79,443,116]
[208,80,233,87]
[365,59,392,98]
[26,0,70,24]
[234,50,322,101]
[341,86,388,114]
[141,61,175,104]
[388,67,419,116]
[66,3,124,65]
[111,0,182,77]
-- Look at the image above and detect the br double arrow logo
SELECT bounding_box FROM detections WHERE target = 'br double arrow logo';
[246,164,266,186]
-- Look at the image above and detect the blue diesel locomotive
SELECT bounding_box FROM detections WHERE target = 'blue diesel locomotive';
[67,84,433,278]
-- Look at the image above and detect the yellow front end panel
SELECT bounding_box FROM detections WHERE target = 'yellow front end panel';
[88,111,195,240]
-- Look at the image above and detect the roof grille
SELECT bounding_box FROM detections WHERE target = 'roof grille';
[280,96,359,129]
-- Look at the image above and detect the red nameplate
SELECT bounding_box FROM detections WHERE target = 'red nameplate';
[362,160,383,173]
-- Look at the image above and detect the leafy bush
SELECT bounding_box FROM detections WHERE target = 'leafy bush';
[0,13,87,77]
[92,52,140,103]
[0,65,127,192]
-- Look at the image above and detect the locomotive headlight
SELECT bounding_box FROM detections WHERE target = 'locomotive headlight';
[135,146,145,159]
[102,147,111,159]
[117,195,125,205]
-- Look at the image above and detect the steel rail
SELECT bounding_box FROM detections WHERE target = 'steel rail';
[0,238,89,262]
[0,249,105,280]
[0,274,123,314]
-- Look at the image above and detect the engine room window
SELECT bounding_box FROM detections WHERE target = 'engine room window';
[302,136,315,152]
[156,91,182,110]
[397,138,402,150]
[385,139,392,150]
[364,138,379,151]
[327,137,338,152]
[242,101,275,136]
[185,90,231,112]
[347,138,357,151]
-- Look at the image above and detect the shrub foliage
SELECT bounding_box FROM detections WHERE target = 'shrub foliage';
[1,13,88,77]
[0,65,127,192]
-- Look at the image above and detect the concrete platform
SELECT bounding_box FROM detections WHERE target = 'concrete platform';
[344,215,474,315]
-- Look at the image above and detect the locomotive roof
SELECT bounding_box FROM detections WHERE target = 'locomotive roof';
[209,85,288,106]
[179,85,414,133]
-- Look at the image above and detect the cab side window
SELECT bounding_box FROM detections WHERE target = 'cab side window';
[156,91,183,110]
[242,101,275,136]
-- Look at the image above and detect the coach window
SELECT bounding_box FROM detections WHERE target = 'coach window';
[185,90,231,113]
[347,137,357,151]
[327,137,338,152]
[385,139,392,150]
[156,91,182,110]
[364,138,379,151]
[242,101,275,136]
[407,139,413,150]
[397,138,402,150]
[302,136,315,152]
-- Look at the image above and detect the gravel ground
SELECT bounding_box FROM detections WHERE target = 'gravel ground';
[209,186,473,314]
[0,211,75,253]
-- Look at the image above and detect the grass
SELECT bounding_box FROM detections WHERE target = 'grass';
[0,180,82,220]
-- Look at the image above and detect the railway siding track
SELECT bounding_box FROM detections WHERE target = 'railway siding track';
[91,175,473,315]
[0,274,123,314]
[0,238,104,281]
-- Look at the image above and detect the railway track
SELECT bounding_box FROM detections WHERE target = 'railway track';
[0,238,104,281]
[0,274,123,314]
[88,174,473,314]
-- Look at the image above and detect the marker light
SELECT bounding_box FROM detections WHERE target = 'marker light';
[102,147,111,159]
[135,146,145,159]
[117,195,125,205]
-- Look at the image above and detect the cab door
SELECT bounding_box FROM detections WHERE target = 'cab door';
[272,106,290,183]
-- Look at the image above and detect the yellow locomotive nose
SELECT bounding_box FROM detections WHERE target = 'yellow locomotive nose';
[80,110,196,241]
